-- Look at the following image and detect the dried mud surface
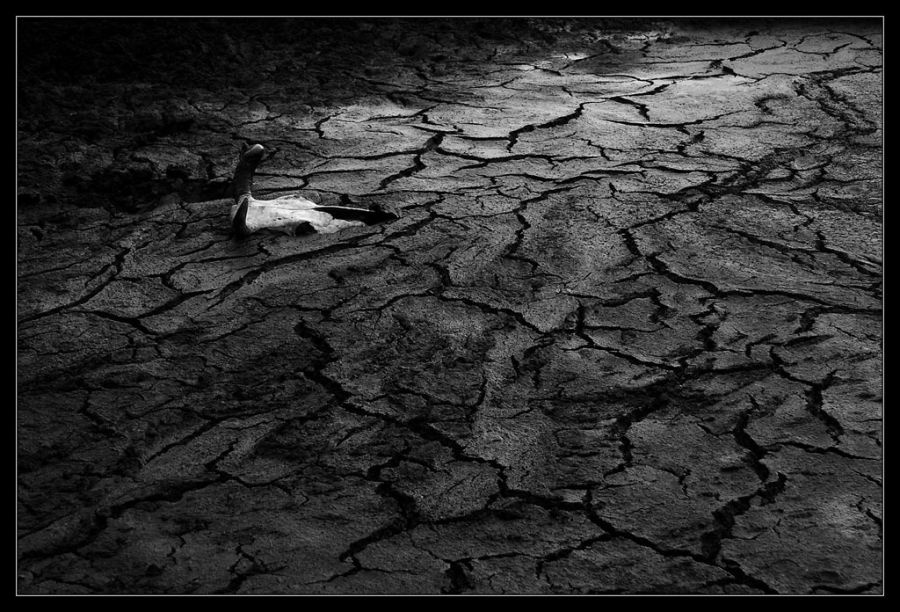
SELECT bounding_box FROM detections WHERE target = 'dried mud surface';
[17,18,882,594]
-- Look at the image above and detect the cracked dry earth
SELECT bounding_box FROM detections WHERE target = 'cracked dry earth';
[17,18,883,594]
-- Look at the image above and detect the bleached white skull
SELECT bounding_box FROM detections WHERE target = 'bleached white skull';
[230,144,396,236]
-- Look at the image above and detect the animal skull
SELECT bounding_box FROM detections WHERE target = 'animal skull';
[230,144,397,236]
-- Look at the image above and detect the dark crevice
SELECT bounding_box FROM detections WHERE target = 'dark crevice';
[506,102,591,152]
[699,473,788,563]
[378,132,444,190]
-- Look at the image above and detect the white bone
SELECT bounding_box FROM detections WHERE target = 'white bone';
[229,196,365,235]
[229,144,395,237]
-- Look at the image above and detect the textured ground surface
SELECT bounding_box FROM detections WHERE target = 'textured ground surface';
[17,18,882,594]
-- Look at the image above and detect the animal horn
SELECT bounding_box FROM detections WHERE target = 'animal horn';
[232,195,251,237]
[311,205,398,224]
[232,144,265,203]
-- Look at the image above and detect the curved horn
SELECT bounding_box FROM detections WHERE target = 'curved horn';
[231,144,264,237]
[232,195,251,237]
[232,144,265,203]
[311,204,398,224]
